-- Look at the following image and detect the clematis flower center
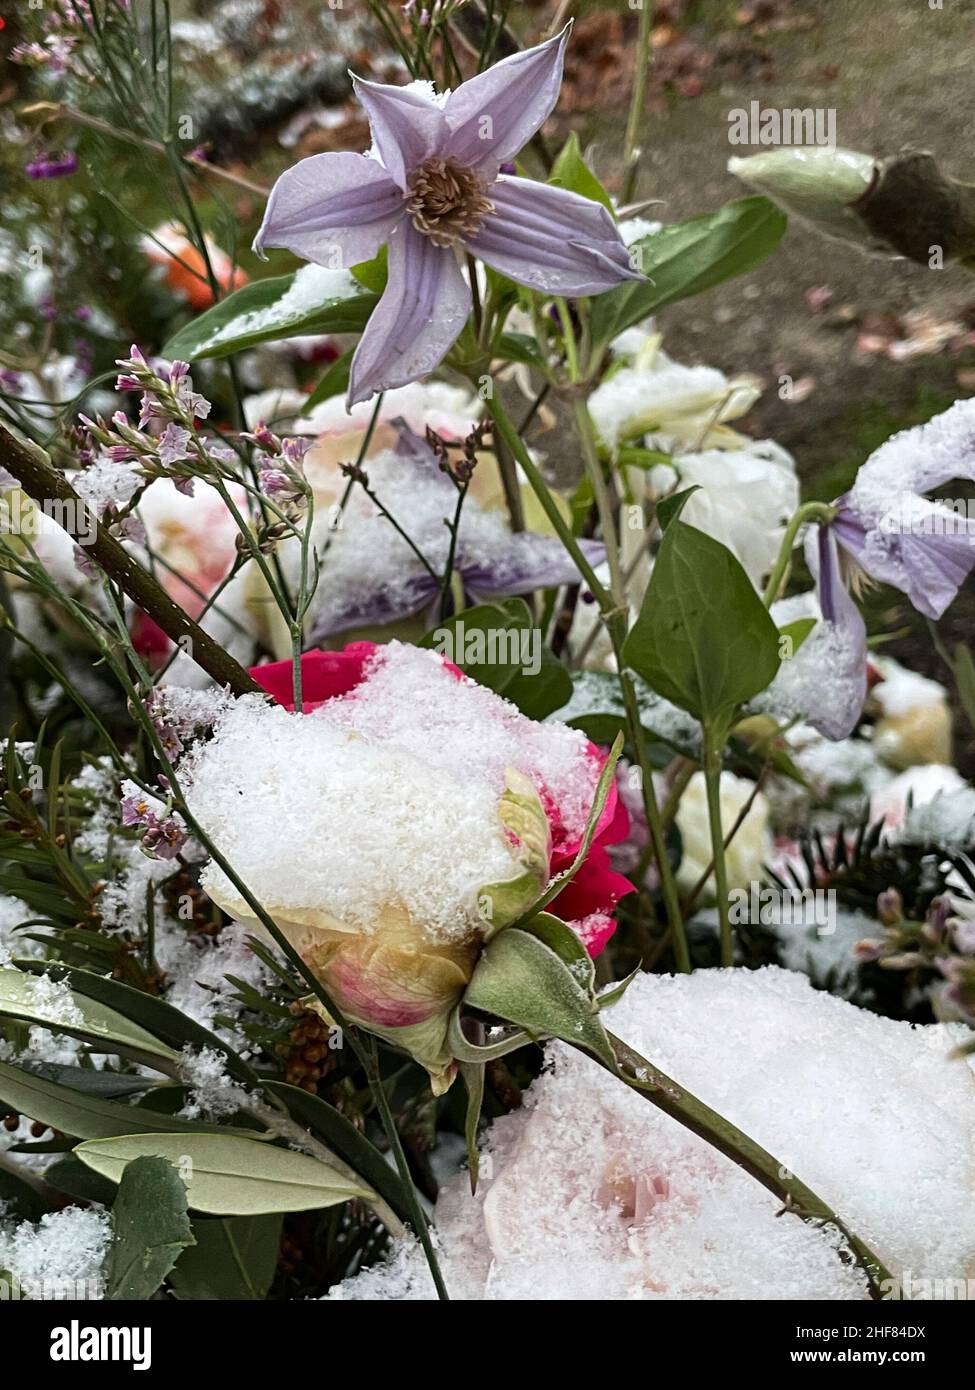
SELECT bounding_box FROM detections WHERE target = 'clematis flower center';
[405,156,494,248]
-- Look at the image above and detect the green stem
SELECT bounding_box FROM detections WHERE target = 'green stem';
[600,1030,893,1299]
[620,0,654,204]
[702,729,733,966]
[485,393,611,608]
[762,501,837,609]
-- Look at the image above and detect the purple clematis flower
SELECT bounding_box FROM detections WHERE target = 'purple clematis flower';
[254,27,640,407]
[803,397,975,738]
[308,426,606,641]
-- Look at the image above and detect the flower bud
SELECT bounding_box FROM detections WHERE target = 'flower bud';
[727,147,878,248]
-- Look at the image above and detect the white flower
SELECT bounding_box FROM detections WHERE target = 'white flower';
[588,336,761,452]
[675,770,771,901]
[663,440,800,589]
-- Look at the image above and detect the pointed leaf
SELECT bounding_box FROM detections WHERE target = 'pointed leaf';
[463,926,615,1066]
[623,521,780,729]
[163,267,377,362]
[0,967,179,1068]
[74,1132,373,1216]
[169,1215,282,1301]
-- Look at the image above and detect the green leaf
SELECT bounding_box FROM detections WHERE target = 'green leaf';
[777,617,817,659]
[350,245,388,294]
[463,925,615,1066]
[459,1062,485,1194]
[74,1133,373,1216]
[421,598,532,694]
[494,332,546,368]
[549,132,614,212]
[0,1163,47,1222]
[162,268,378,362]
[44,1154,118,1206]
[623,521,781,730]
[0,1059,247,1141]
[15,961,258,1087]
[0,967,179,1068]
[169,1215,282,1301]
[301,349,353,413]
[591,197,787,346]
[656,485,699,532]
[104,1156,194,1300]
[18,1063,158,1100]
[262,1080,412,1223]
[501,645,573,720]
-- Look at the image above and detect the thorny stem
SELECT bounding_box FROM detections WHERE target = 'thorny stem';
[0,424,262,696]
[598,1030,893,1299]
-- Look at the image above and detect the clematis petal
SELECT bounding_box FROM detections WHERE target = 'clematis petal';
[309,571,440,642]
[351,76,448,190]
[849,396,975,502]
[464,177,641,296]
[860,519,975,620]
[801,525,868,739]
[347,220,471,407]
[253,152,404,265]
[464,536,606,599]
[442,26,570,174]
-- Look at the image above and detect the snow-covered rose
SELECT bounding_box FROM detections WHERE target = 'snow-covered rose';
[675,770,771,901]
[329,967,975,1300]
[182,642,632,1092]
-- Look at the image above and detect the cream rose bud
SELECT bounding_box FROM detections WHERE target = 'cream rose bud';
[870,658,952,770]
[675,770,772,902]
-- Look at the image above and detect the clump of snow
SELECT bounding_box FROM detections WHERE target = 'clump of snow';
[304,446,559,638]
[0,1207,110,1298]
[329,967,975,1300]
[178,1045,249,1120]
[72,457,143,515]
[848,397,975,521]
[157,922,268,1048]
[774,905,876,996]
[0,895,43,965]
[194,264,358,355]
[184,643,600,943]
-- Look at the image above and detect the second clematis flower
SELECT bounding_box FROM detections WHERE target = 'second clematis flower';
[254,26,640,406]
[802,397,975,740]
[183,641,632,1092]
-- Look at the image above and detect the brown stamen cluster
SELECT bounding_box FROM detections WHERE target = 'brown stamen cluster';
[405,156,494,247]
